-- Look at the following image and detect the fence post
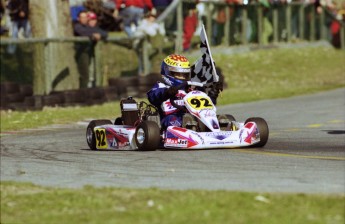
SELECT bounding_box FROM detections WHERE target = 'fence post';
[44,42,52,94]
[257,5,263,45]
[206,2,212,43]
[309,4,315,41]
[175,0,183,53]
[33,43,45,95]
[142,37,150,75]
[241,5,248,45]
[285,3,291,42]
[298,4,304,40]
[273,6,278,43]
[95,42,103,86]
[223,4,231,46]
[320,8,326,40]
[341,25,345,50]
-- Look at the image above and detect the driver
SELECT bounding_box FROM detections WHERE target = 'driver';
[147,54,220,129]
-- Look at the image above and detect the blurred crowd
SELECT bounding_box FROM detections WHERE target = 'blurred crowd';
[68,0,345,48]
[0,0,344,87]
[1,0,344,48]
[208,0,345,47]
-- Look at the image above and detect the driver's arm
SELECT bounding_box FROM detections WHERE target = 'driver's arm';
[147,83,177,107]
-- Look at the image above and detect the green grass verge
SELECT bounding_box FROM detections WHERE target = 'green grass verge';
[1,182,344,224]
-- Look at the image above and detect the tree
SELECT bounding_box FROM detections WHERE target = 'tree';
[29,0,79,94]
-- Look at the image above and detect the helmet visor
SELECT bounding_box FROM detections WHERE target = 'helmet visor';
[171,71,190,81]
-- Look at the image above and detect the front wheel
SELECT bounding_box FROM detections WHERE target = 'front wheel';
[86,119,112,150]
[245,117,269,147]
[135,121,161,151]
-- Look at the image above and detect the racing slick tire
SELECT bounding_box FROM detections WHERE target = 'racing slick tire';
[114,117,123,125]
[135,121,160,151]
[86,119,113,150]
[245,117,269,147]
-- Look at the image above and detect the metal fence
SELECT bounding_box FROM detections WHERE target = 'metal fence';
[0,0,344,96]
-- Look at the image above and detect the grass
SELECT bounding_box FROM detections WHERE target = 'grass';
[1,46,344,132]
[1,182,344,224]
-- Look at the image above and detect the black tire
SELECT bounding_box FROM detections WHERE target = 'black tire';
[6,93,25,103]
[43,94,64,107]
[134,121,160,151]
[64,90,85,103]
[86,119,113,150]
[19,85,33,97]
[1,82,20,94]
[245,117,269,147]
[114,117,123,125]
[104,86,119,101]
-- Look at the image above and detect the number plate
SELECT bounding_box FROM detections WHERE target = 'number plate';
[95,128,108,149]
[186,96,214,110]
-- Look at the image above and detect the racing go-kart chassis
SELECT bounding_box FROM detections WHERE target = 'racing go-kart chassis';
[86,83,269,151]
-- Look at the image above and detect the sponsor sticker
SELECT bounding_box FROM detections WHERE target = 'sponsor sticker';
[165,138,188,147]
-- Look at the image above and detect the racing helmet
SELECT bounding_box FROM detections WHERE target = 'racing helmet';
[161,54,191,86]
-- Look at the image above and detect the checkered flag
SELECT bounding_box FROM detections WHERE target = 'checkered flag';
[190,24,219,87]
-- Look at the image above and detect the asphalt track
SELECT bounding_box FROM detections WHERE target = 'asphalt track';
[1,88,344,194]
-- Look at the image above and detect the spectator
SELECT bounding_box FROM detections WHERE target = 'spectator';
[211,2,226,46]
[258,0,273,44]
[70,0,86,25]
[0,0,8,35]
[152,0,174,35]
[74,10,108,88]
[136,12,163,37]
[113,0,154,37]
[330,1,345,48]
[135,12,164,75]
[183,3,198,51]
[6,0,31,54]
[152,0,171,15]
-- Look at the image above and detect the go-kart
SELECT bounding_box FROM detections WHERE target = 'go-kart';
[86,81,269,151]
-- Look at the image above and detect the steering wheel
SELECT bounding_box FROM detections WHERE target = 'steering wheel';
[169,82,187,111]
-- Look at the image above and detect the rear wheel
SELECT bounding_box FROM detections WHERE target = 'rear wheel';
[114,117,123,125]
[135,121,160,151]
[245,117,269,147]
[86,120,112,150]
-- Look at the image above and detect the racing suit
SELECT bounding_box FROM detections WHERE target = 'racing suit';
[147,82,220,129]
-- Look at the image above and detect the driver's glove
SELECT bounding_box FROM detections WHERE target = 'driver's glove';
[163,86,179,100]
[208,81,223,104]
[208,89,219,99]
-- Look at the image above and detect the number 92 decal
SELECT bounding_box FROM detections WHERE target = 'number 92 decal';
[95,128,108,149]
[187,96,214,109]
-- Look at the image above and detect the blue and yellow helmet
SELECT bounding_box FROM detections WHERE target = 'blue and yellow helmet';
[161,54,191,86]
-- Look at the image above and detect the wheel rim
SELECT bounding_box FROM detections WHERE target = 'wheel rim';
[136,128,145,145]
[86,127,93,145]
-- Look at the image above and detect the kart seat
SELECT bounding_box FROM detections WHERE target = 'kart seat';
[120,97,139,126]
